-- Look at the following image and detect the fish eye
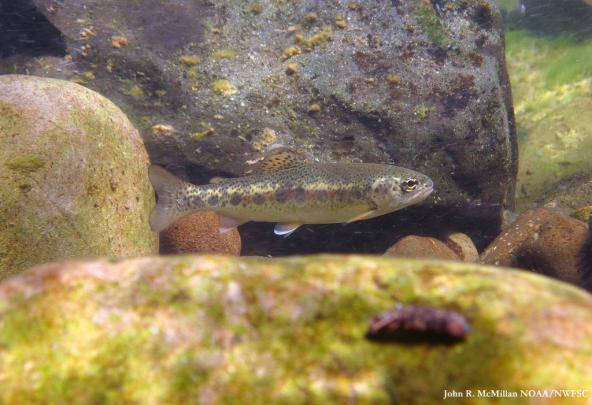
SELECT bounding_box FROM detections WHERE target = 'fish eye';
[401,178,418,192]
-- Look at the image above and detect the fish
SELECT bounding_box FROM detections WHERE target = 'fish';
[148,148,434,237]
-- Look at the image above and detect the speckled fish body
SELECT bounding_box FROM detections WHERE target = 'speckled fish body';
[149,162,434,234]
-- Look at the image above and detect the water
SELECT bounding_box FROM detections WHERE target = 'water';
[0,0,590,258]
[0,1,591,402]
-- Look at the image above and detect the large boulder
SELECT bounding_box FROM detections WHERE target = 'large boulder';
[4,0,517,253]
[0,255,590,404]
[0,75,157,279]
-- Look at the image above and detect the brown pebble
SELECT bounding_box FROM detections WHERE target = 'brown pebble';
[580,217,591,291]
[384,235,460,261]
[160,212,241,255]
[111,36,128,49]
[481,208,588,286]
[443,233,478,262]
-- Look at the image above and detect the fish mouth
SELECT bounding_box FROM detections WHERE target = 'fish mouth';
[415,183,434,200]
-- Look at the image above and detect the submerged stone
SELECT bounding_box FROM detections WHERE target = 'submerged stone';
[0,75,158,278]
[0,255,590,404]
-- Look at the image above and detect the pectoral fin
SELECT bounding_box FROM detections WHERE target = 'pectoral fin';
[218,215,247,233]
[274,222,302,237]
[346,210,377,224]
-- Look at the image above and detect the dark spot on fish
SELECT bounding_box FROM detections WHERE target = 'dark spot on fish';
[208,195,219,205]
[176,195,188,209]
[316,190,328,201]
[190,195,203,207]
[336,189,349,201]
[253,193,266,205]
[352,189,363,200]
[366,305,470,344]
[230,193,242,205]
[276,189,290,203]
[293,187,306,203]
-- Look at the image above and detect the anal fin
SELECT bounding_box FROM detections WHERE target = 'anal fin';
[274,223,302,237]
[218,215,247,233]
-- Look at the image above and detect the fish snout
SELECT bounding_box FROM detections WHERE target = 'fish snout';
[416,179,434,200]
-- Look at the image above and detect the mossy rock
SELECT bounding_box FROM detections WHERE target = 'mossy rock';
[0,255,590,404]
[0,75,158,278]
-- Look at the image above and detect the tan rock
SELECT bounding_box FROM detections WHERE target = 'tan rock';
[160,212,241,255]
[0,75,157,279]
[443,233,479,262]
[385,235,460,261]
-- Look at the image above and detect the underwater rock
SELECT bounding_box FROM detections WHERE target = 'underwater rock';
[443,232,479,263]
[480,209,588,286]
[384,235,460,261]
[24,0,515,254]
[536,174,592,221]
[516,98,592,209]
[580,217,592,291]
[160,212,241,255]
[0,75,157,279]
[0,255,590,403]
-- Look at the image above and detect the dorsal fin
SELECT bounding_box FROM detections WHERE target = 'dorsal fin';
[209,176,228,184]
[256,145,311,173]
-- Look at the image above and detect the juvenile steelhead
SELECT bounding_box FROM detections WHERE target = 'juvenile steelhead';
[149,151,433,236]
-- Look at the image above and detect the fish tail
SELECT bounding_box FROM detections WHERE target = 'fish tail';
[149,165,194,232]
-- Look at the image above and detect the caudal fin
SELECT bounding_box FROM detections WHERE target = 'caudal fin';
[148,165,191,232]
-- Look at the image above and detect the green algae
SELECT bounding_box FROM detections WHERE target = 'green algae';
[212,79,238,96]
[5,156,45,174]
[414,104,434,120]
[121,80,146,100]
[212,49,236,60]
[0,256,590,404]
[417,1,449,47]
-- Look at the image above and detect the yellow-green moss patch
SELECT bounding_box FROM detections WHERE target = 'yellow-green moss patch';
[0,256,590,404]
[5,156,46,174]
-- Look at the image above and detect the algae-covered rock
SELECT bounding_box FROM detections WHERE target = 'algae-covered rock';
[0,75,157,278]
[11,0,516,253]
[0,255,590,404]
